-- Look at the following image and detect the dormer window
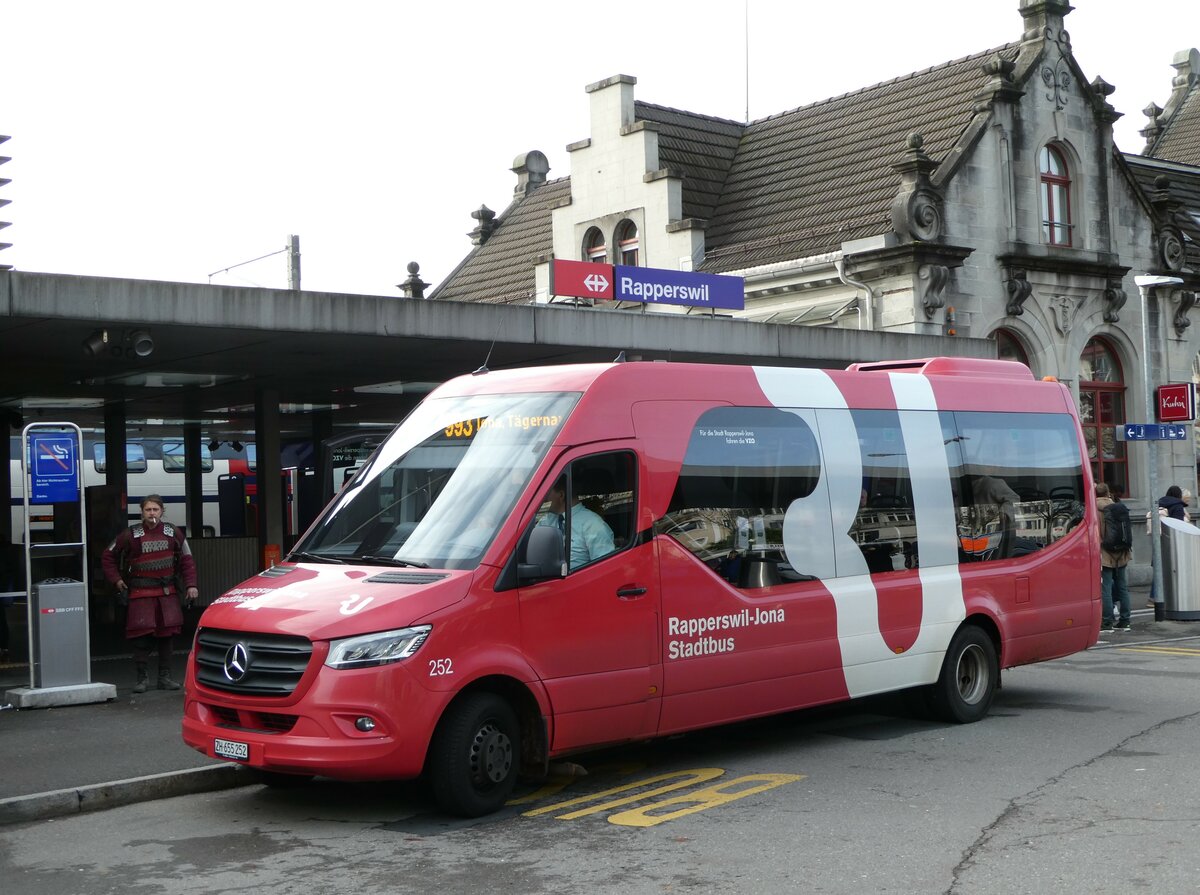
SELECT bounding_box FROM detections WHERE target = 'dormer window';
[1039,145,1072,246]
[616,219,639,266]
[583,227,607,263]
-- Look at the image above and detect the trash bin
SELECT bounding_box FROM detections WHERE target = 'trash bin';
[31,577,90,687]
[1160,517,1200,621]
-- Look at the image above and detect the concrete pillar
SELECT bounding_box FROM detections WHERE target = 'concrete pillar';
[311,409,333,505]
[102,402,127,515]
[183,423,203,538]
[254,389,284,562]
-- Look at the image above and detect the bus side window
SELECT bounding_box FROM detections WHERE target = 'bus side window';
[656,407,820,587]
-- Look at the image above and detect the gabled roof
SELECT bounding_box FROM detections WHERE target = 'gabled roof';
[429,178,570,304]
[1148,86,1200,167]
[699,44,1020,273]
[633,102,744,222]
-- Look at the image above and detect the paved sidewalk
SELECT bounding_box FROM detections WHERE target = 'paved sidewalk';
[0,649,254,826]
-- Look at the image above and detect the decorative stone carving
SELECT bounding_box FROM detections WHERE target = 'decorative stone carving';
[1103,280,1126,324]
[1039,24,1073,110]
[890,134,944,243]
[1159,228,1186,272]
[1004,269,1033,317]
[919,263,949,318]
[973,56,1022,113]
[1150,175,1186,272]
[397,262,427,299]
[1174,291,1196,336]
[1050,294,1076,336]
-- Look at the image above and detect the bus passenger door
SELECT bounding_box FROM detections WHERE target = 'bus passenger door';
[517,451,660,752]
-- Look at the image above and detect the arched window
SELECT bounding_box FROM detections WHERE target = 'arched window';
[1039,145,1072,247]
[583,227,606,264]
[615,219,639,267]
[1079,337,1126,495]
[993,329,1030,368]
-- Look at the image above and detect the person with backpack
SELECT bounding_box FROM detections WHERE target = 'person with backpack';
[1096,482,1133,632]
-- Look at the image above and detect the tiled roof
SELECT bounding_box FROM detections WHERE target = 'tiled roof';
[633,102,744,222]
[1123,154,1200,273]
[429,178,570,304]
[1149,86,1200,167]
[700,44,1021,273]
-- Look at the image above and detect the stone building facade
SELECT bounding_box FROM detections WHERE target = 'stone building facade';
[431,1,1200,531]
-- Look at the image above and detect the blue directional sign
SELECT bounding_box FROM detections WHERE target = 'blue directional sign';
[614,265,745,310]
[28,434,79,504]
[1116,423,1190,442]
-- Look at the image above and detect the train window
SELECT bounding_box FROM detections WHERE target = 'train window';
[93,443,148,474]
[162,441,214,473]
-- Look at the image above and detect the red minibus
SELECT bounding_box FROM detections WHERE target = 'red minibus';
[183,357,1099,816]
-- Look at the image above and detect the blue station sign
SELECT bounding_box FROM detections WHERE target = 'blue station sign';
[1116,423,1190,442]
[28,433,80,504]
[614,265,745,310]
[551,259,744,310]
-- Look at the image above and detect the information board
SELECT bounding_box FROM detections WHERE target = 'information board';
[28,433,80,504]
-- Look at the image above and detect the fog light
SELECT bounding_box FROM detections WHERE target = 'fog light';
[354,716,377,732]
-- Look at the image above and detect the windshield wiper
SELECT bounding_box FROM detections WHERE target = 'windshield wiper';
[288,550,348,565]
[356,554,430,568]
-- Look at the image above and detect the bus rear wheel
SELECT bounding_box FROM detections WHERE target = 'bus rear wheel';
[927,625,997,723]
[428,692,519,817]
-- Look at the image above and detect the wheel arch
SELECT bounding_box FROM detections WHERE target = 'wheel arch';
[425,674,548,778]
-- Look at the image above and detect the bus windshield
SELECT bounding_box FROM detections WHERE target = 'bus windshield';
[293,390,579,570]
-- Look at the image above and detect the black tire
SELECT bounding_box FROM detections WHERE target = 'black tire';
[428,692,519,817]
[927,626,998,724]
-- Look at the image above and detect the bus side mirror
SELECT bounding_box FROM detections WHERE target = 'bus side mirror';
[518,525,566,582]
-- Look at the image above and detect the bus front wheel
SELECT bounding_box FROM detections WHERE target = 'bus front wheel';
[428,692,519,817]
[927,626,997,724]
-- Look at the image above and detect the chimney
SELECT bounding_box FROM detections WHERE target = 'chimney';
[512,150,550,197]
[469,205,498,246]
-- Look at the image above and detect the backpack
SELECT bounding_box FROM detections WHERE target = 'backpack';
[1102,501,1133,553]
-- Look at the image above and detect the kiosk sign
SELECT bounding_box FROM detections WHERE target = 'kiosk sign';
[29,434,79,504]
[1157,383,1196,422]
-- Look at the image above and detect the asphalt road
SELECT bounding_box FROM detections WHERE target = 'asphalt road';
[3,625,1200,894]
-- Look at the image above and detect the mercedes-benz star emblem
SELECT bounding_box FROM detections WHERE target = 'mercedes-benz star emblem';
[223,642,250,682]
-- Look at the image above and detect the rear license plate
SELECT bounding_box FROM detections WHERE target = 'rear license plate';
[214,737,249,761]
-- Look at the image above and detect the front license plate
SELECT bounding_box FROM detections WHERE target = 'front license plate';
[214,737,250,761]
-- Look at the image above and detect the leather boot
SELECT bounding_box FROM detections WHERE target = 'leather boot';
[157,668,182,691]
[133,662,149,694]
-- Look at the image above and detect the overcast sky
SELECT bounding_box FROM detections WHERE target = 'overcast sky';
[2,0,1196,297]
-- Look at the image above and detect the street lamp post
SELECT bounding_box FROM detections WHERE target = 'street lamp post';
[1134,274,1185,622]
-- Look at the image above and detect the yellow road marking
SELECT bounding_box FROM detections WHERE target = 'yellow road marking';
[522,768,726,819]
[1117,645,1200,657]
[606,773,805,827]
[507,762,645,806]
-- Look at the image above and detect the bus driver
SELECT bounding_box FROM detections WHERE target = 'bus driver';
[540,476,615,570]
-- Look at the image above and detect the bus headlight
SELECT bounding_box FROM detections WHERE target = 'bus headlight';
[325,625,432,669]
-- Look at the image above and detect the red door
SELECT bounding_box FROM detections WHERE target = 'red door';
[518,450,660,752]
